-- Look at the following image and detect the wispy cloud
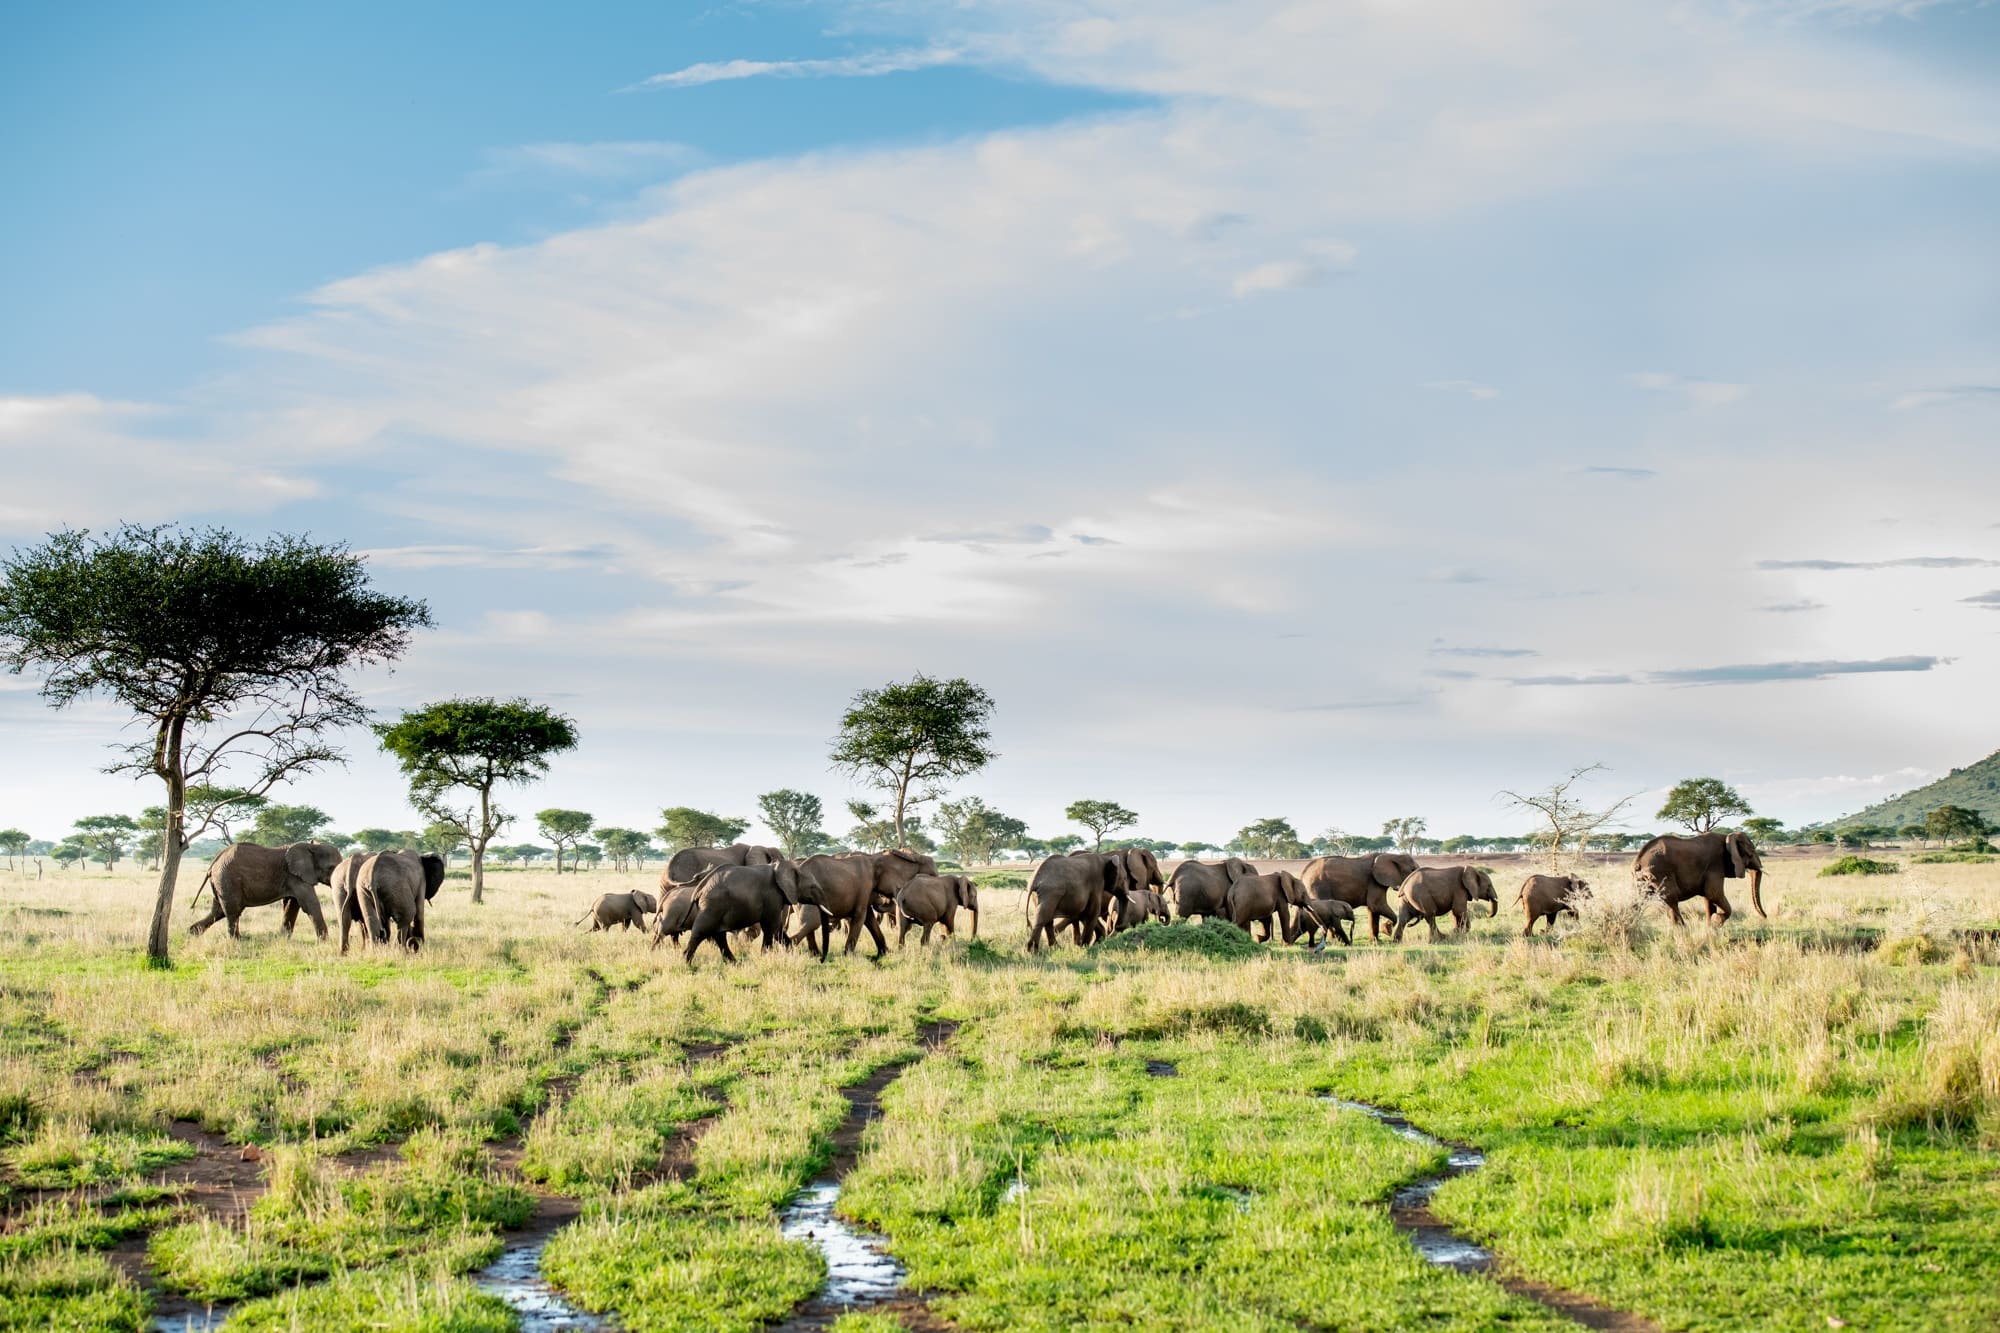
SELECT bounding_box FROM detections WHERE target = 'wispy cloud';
[1630,371,1750,406]
[475,141,700,182]
[1425,568,1490,584]
[360,543,619,570]
[1514,655,1947,687]
[1422,380,1498,400]
[1757,556,2000,570]
[1578,464,1657,479]
[1892,384,2000,410]
[1962,590,2000,609]
[628,47,962,91]
[1758,599,1826,613]
[1430,644,1536,658]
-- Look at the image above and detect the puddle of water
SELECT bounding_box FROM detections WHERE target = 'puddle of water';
[473,1237,618,1331]
[1321,1096,1493,1270]
[780,1180,904,1304]
[1001,1179,1027,1203]
[1144,1060,1178,1077]
[152,1312,227,1333]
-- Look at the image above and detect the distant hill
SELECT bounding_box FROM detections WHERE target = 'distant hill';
[1832,748,2000,830]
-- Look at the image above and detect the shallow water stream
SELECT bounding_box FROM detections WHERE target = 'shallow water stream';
[1323,1097,1492,1270]
[779,1180,906,1304]
[473,1233,618,1331]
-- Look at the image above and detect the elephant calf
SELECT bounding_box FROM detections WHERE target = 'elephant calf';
[1392,866,1498,943]
[895,874,979,946]
[1291,897,1354,947]
[1223,870,1308,943]
[578,891,658,932]
[1518,874,1589,936]
[1112,887,1171,932]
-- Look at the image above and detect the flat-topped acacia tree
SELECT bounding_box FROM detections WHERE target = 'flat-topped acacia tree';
[0,525,429,961]
[375,698,578,902]
[830,674,996,847]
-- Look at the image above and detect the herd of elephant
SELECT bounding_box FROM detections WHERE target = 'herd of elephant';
[576,829,1768,960]
[179,828,1765,961]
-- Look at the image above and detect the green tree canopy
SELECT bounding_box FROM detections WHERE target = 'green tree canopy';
[1742,817,1785,842]
[417,822,466,861]
[535,808,595,873]
[756,790,827,860]
[656,808,750,854]
[0,524,428,960]
[1656,777,1752,833]
[1925,804,1991,845]
[844,801,905,853]
[1064,799,1138,851]
[376,697,578,903]
[72,814,139,870]
[352,828,404,854]
[1381,816,1429,854]
[1229,817,1304,859]
[249,803,334,846]
[1044,834,1085,857]
[595,827,651,871]
[830,674,996,845]
[0,829,29,867]
[934,796,1027,865]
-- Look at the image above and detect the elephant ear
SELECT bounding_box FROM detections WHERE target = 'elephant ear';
[1224,857,1253,883]
[283,843,318,892]
[1725,834,1747,878]
[1459,866,1481,897]
[775,861,800,905]
[420,854,446,900]
[1283,871,1306,904]
[1371,857,1402,888]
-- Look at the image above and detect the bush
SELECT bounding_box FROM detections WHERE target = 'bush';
[969,870,1026,890]
[1820,856,1900,877]
[1913,852,1995,865]
[1093,920,1264,961]
[1557,877,1658,952]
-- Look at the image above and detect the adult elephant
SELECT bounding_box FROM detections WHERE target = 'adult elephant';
[1632,831,1765,924]
[1518,874,1589,937]
[1392,866,1497,943]
[578,891,658,932]
[1026,848,1155,951]
[679,860,819,964]
[1222,869,1309,943]
[895,874,978,946]
[790,849,935,958]
[1167,857,1256,921]
[1299,852,1416,941]
[357,850,447,951]
[325,853,369,953]
[189,840,341,940]
[664,843,781,888]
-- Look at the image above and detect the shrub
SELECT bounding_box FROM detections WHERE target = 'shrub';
[1093,920,1264,961]
[969,871,1026,890]
[1819,856,1899,877]
[1557,877,1658,952]
[1913,853,1995,865]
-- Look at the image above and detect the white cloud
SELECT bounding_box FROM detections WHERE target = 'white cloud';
[629,47,963,91]
[1630,371,1752,406]
[1892,384,2000,410]
[1423,380,1499,399]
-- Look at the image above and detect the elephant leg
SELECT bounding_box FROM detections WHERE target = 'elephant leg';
[1664,895,1687,927]
[841,913,864,955]
[865,913,889,957]
[1706,876,1732,924]
[921,923,934,945]
[340,895,356,954]
[189,897,226,936]
[1391,905,1409,943]
[715,931,738,963]
[897,917,911,948]
[281,899,300,937]
[226,910,243,938]
[298,890,329,941]
[1335,921,1351,946]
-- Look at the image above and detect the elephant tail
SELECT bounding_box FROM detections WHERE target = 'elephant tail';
[188,870,215,910]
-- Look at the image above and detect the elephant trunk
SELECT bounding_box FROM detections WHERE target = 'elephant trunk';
[1748,866,1766,919]
[969,906,979,938]
[1487,896,1499,918]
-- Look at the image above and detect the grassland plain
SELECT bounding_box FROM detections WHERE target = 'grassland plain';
[0,853,1995,1332]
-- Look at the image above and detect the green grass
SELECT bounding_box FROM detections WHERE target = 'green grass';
[1820,855,1901,876]
[220,1263,518,1332]
[1092,918,1265,960]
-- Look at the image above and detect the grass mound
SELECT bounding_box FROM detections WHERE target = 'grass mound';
[969,870,1027,890]
[1093,919,1264,960]
[1914,852,1995,865]
[1820,856,1900,877]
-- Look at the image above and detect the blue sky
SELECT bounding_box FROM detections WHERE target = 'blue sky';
[4,1,1999,849]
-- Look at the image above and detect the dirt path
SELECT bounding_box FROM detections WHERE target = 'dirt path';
[769,1018,961,1333]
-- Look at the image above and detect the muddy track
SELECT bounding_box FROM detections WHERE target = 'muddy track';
[1330,1099,1660,1333]
[769,1018,960,1333]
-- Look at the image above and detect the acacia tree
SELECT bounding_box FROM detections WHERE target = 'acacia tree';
[656,808,749,854]
[1500,763,1638,872]
[249,803,333,845]
[757,789,827,859]
[0,526,429,961]
[375,698,578,903]
[594,828,651,871]
[1656,777,1751,834]
[0,829,28,869]
[935,796,1026,866]
[1381,816,1428,854]
[1230,817,1305,858]
[73,814,138,870]
[830,674,996,846]
[535,809,595,873]
[1064,799,1138,852]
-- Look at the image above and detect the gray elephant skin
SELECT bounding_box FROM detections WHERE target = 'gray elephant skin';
[1112,887,1171,932]
[1224,869,1309,942]
[1393,866,1498,942]
[1167,857,1256,921]
[677,860,820,964]
[189,840,341,939]
[1292,897,1354,947]
[1518,874,1589,936]
[356,850,446,951]
[1299,852,1417,941]
[894,873,978,945]
[1631,831,1765,924]
[1026,847,1160,950]
[579,890,659,932]
[789,849,935,958]
[664,843,782,888]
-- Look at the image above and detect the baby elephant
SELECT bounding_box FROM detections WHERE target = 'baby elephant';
[578,890,658,932]
[895,874,979,946]
[1112,887,1171,932]
[1518,874,1589,936]
[1291,897,1355,947]
[1392,866,1498,943]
